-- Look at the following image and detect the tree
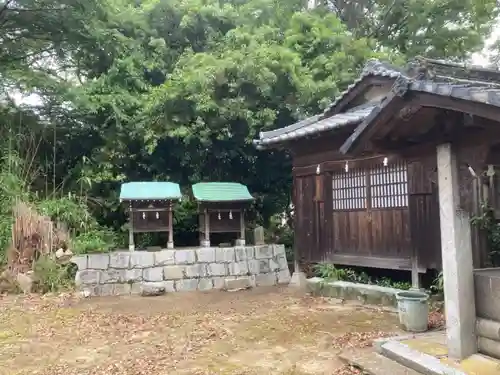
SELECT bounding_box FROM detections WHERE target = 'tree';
[323,0,499,60]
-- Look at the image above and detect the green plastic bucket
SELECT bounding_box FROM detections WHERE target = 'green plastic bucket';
[396,291,429,332]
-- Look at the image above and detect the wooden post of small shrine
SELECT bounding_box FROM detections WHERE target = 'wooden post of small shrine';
[128,202,135,251]
[203,207,210,247]
[238,210,245,246]
[167,202,174,249]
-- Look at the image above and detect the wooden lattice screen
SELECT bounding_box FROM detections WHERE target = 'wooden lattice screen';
[332,161,408,211]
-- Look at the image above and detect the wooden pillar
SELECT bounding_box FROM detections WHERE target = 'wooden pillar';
[128,202,135,251]
[437,143,477,359]
[167,202,174,249]
[202,207,210,247]
[236,209,245,246]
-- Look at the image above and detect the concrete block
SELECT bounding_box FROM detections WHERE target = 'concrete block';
[131,281,175,295]
[154,250,175,266]
[247,259,258,274]
[142,267,164,282]
[130,251,155,268]
[112,283,132,296]
[273,244,286,257]
[198,278,213,291]
[213,277,226,289]
[274,254,289,270]
[71,255,87,270]
[125,268,143,283]
[234,247,250,262]
[87,254,109,269]
[225,277,252,291]
[76,270,101,285]
[229,261,249,276]
[175,249,196,265]
[207,263,227,277]
[277,269,291,284]
[163,265,185,280]
[255,273,277,287]
[185,264,207,278]
[196,248,216,263]
[269,257,280,272]
[215,248,235,263]
[245,246,254,259]
[101,269,126,283]
[258,259,271,273]
[175,279,198,292]
[109,252,130,269]
[254,245,273,259]
[95,283,113,296]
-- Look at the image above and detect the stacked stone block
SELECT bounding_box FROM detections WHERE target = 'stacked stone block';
[71,245,290,296]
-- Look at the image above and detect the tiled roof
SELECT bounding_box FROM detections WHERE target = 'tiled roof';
[254,57,500,150]
[254,59,403,149]
[254,105,375,148]
[340,75,500,155]
[191,182,254,202]
[321,59,404,115]
[120,182,182,201]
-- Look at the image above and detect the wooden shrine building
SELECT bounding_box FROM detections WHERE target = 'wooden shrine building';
[254,57,500,286]
[335,59,500,361]
[120,181,182,250]
[192,182,254,247]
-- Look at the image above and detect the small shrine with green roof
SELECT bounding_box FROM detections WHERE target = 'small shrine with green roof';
[191,182,254,247]
[120,181,181,251]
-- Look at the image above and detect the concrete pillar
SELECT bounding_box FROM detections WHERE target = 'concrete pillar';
[437,143,477,359]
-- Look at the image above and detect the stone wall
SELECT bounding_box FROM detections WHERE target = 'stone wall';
[71,245,290,296]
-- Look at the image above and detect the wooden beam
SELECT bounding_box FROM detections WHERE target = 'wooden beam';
[340,93,406,155]
[417,92,500,124]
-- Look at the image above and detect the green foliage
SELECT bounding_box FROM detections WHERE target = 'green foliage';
[0,0,497,265]
[71,229,118,254]
[313,262,411,290]
[37,196,95,232]
[265,214,293,249]
[32,256,76,293]
[470,201,500,266]
[430,271,444,295]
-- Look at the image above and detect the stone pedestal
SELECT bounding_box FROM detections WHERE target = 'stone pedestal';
[289,271,308,288]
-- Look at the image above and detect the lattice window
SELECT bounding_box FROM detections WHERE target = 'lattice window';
[369,163,408,208]
[332,168,367,210]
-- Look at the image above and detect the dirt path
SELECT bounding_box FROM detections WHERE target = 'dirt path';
[0,287,402,375]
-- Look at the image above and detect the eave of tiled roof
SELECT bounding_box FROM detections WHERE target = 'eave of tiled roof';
[254,105,375,149]
[254,59,403,149]
[339,76,500,155]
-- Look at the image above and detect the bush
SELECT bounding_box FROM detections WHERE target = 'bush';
[32,256,76,293]
[71,228,118,254]
[313,262,411,290]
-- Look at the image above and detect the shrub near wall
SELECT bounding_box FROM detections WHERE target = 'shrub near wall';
[71,245,291,296]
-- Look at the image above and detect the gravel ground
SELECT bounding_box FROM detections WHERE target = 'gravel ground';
[0,287,404,375]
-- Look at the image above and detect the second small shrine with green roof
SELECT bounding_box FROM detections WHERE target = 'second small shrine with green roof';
[120,181,182,250]
[191,182,254,247]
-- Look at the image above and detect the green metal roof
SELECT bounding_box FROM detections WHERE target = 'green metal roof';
[191,182,254,202]
[120,182,181,201]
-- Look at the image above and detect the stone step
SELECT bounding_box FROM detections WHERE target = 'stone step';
[379,340,467,375]
[339,349,421,375]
